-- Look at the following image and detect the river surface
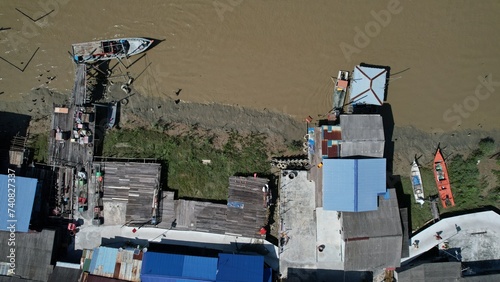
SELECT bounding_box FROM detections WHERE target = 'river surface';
[1,0,500,132]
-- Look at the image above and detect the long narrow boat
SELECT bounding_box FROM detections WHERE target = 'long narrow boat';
[72,38,154,64]
[410,159,425,205]
[333,70,350,111]
[107,101,117,129]
[433,148,455,208]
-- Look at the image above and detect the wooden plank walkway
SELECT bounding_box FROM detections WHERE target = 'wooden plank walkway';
[72,64,86,106]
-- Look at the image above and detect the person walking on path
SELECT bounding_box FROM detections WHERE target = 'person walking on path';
[435,232,443,240]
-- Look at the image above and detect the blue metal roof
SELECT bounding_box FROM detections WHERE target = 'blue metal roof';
[141,275,211,282]
[323,159,386,212]
[0,174,37,232]
[216,254,264,282]
[264,268,272,282]
[141,252,217,281]
[89,247,118,276]
[350,65,387,106]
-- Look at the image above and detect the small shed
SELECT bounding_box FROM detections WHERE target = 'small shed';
[83,247,143,282]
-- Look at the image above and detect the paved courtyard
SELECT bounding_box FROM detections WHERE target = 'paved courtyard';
[279,170,343,278]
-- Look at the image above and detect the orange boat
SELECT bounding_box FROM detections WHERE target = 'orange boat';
[433,148,455,208]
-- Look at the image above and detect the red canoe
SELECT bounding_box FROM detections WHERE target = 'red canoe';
[433,148,455,208]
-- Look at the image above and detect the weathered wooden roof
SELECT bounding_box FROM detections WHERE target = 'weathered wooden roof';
[101,162,161,223]
[226,176,269,237]
[165,176,270,238]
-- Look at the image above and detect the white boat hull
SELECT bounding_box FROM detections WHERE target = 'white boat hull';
[411,160,425,205]
[72,37,153,64]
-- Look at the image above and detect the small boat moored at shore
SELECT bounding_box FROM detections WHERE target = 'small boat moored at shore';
[72,38,153,64]
[433,147,455,208]
[331,70,350,119]
[411,159,425,205]
[107,101,117,129]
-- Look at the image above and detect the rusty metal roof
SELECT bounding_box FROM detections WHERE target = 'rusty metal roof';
[85,247,143,282]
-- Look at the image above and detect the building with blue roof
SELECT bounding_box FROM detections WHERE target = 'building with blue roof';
[349,65,387,106]
[0,174,38,232]
[140,252,268,282]
[141,252,218,282]
[322,159,386,212]
[216,254,265,282]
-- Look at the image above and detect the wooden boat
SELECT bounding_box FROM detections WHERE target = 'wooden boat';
[72,38,153,64]
[107,101,117,129]
[410,159,425,205]
[333,70,350,111]
[433,148,455,208]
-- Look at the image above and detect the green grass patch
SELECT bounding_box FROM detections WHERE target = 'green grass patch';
[102,128,270,200]
[402,139,499,231]
[30,133,49,163]
[400,167,437,230]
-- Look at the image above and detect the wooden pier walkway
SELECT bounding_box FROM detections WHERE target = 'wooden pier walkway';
[72,64,87,106]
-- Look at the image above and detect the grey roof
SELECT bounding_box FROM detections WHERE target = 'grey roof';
[340,141,385,158]
[342,189,402,239]
[341,189,403,270]
[462,274,500,281]
[339,114,385,158]
[400,207,410,259]
[397,262,462,282]
[344,236,403,271]
[340,114,384,141]
[0,230,55,281]
[101,162,161,223]
[0,277,37,282]
[48,266,82,282]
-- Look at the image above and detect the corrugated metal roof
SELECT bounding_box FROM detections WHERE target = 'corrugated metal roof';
[350,65,387,106]
[90,247,118,277]
[141,252,217,281]
[321,140,339,158]
[322,125,342,140]
[87,247,142,281]
[0,174,38,232]
[216,254,264,282]
[86,274,128,282]
[323,159,386,212]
